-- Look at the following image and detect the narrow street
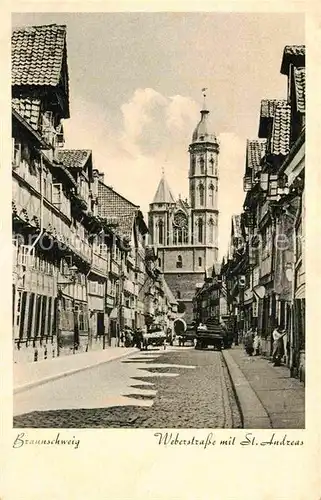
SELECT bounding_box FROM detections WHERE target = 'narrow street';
[13,347,242,428]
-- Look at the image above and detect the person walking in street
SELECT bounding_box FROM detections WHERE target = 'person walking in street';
[244,327,254,356]
[272,325,287,366]
[253,329,261,356]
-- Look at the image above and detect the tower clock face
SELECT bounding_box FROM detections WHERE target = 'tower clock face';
[173,212,187,228]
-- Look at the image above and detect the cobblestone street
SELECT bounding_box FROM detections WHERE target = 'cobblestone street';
[14,348,242,428]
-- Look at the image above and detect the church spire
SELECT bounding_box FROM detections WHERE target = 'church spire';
[201,87,209,113]
[151,174,175,204]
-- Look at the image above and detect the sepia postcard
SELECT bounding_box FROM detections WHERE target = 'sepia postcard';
[1,2,320,499]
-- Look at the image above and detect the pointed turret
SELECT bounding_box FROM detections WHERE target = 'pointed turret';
[151,174,175,205]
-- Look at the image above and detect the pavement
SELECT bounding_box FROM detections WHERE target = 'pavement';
[13,347,138,394]
[223,345,305,429]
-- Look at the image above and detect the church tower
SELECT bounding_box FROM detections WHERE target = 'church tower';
[189,91,219,263]
[148,92,220,323]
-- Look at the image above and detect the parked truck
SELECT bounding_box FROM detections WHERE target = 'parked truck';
[195,317,233,351]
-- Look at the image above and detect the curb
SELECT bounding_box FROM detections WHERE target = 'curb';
[222,349,272,429]
[14,348,138,395]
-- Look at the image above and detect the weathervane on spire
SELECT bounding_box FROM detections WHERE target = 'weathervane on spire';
[202,87,208,109]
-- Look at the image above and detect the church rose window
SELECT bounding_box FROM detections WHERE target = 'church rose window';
[173,212,188,245]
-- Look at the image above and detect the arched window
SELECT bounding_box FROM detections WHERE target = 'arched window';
[198,257,202,267]
[209,218,214,243]
[209,156,214,175]
[158,257,161,267]
[199,184,204,206]
[209,183,214,206]
[191,156,196,176]
[176,255,183,268]
[198,218,203,243]
[176,290,181,299]
[158,219,164,245]
[190,186,195,207]
[199,156,205,174]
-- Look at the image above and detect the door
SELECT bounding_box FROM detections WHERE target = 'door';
[97,312,105,337]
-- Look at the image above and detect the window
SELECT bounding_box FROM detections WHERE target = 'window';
[158,219,164,245]
[176,255,183,268]
[158,258,161,267]
[176,290,181,299]
[209,218,214,243]
[27,293,35,339]
[191,156,196,175]
[199,156,205,174]
[199,184,204,206]
[12,138,21,168]
[198,218,203,243]
[52,183,62,205]
[209,156,214,175]
[173,227,188,245]
[198,257,202,267]
[18,245,35,267]
[190,186,195,207]
[209,184,214,206]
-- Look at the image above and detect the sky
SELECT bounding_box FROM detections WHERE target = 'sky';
[12,12,304,259]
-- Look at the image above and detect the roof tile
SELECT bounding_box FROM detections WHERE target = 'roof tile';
[271,102,291,156]
[280,45,305,75]
[58,149,92,170]
[12,97,41,130]
[246,139,266,173]
[293,67,305,113]
[98,182,138,239]
[12,24,67,87]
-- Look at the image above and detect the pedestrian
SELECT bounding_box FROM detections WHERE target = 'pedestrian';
[253,329,261,356]
[272,325,287,366]
[244,327,254,356]
[120,330,125,347]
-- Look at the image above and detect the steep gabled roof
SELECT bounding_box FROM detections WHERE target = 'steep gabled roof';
[98,182,139,239]
[12,24,70,119]
[12,24,67,87]
[151,175,176,204]
[258,99,287,138]
[280,45,305,76]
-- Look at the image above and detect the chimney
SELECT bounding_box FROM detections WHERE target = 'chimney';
[98,172,105,183]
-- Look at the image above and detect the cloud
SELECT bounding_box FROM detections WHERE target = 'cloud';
[63,89,246,260]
